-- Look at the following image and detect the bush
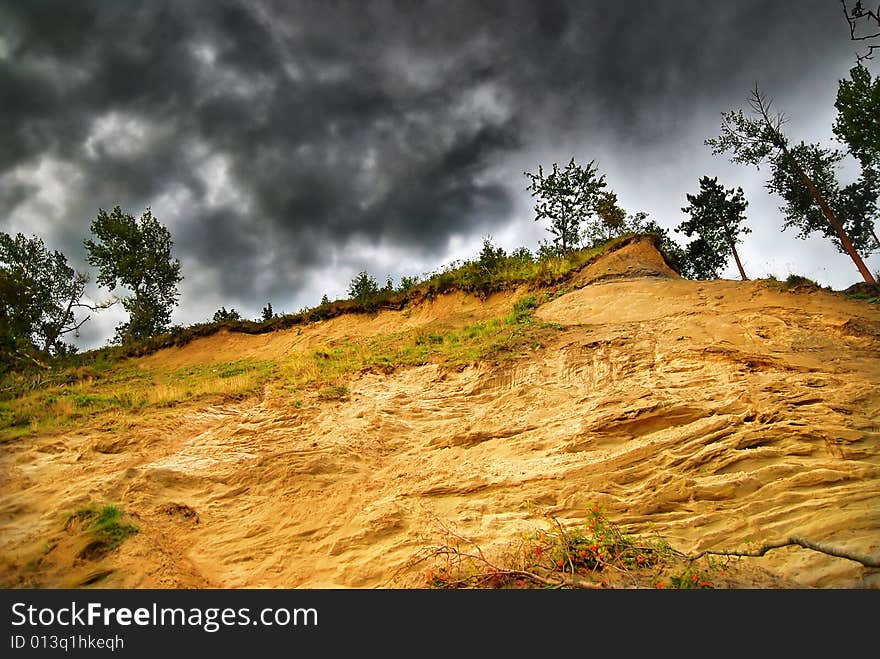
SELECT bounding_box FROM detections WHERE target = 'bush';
[348,271,380,307]
[212,307,242,323]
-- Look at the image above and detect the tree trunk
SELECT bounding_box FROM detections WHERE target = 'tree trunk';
[872,227,880,250]
[782,144,877,284]
[730,245,748,281]
[720,219,748,280]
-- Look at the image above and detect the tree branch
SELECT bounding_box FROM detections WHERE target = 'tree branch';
[842,0,880,60]
[689,535,880,568]
[74,295,119,311]
[13,349,50,370]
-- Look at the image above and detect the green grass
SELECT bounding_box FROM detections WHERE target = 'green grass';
[1,294,557,437]
[66,504,138,556]
[274,295,553,403]
[0,358,276,441]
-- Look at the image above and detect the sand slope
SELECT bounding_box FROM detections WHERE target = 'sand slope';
[1,238,878,588]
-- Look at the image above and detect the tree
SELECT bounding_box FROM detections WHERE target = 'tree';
[768,142,879,255]
[524,158,607,255]
[212,307,241,323]
[348,271,379,306]
[320,294,331,305]
[84,206,183,343]
[678,177,751,280]
[639,219,690,278]
[582,191,650,247]
[834,62,880,251]
[509,246,534,264]
[0,232,90,363]
[706,85,877,284]
[261,303,274,321]
[398,276,419,292]
[594,191,627,240]
[478,236,506,272]
[835,63,880,176]
[682,236,728,281]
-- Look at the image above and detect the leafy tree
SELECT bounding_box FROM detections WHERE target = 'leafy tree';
[678,176,751,280]
[582,192,650,247]
[536,240,563,261]
[706,85,876,284]
[509,246,534,264]
[525,158,607,255]
[348,271,379,306]
[84,206,183,343]
[478,236,506,272]
[834,64,880,250]
[261,303,274,321]
[398,276,419,293]
[681,236,728,280]
[212,307,241,323]
[594,191,627,240]
[627,211,650,233]
[768,142,879,256]
[835,63,880,173]
[641,219,690,277]
[320,294,331,305]
[0,232,90,362]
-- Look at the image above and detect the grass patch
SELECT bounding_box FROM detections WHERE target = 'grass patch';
[277,296,552,399]
[0,358,275,441]
[66,504,138,558]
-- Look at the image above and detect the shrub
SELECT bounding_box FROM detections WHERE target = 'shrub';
[212,307,242,323]
[348,271,380,307]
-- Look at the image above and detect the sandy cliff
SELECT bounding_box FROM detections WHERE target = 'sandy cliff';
[2,237,878,588]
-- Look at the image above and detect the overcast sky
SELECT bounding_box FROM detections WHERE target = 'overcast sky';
[1,0,878,350]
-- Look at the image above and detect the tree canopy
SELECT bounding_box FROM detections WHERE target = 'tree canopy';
[84,206,183,343]
[524,158,607,255]
[0,232,89,365]
[678,176,751,280]
[348,271,379,306]
[834,63,880,176]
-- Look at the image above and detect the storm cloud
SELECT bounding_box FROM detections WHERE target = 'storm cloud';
[0,1,875,349]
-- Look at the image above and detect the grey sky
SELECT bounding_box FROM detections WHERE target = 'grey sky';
[1,0,877,350]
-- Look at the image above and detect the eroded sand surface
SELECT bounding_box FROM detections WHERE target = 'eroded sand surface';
[2,239,878,588]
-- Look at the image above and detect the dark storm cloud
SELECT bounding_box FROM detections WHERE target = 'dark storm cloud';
[0,0,871,346]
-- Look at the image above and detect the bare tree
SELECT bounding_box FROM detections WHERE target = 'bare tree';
[841,1,880,61]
